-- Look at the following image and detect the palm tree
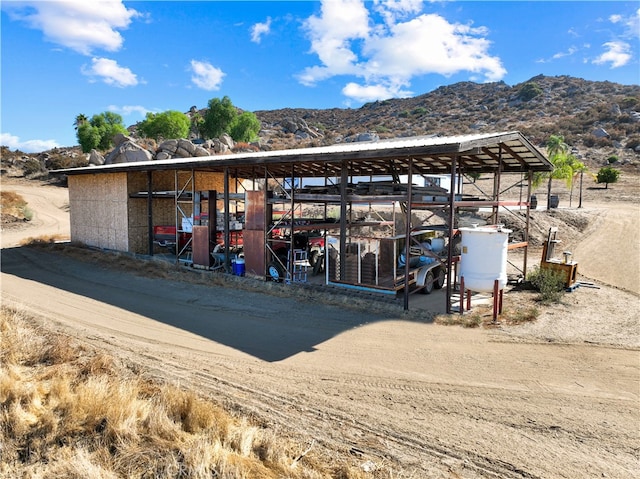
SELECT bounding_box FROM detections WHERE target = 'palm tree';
[74,114,89,131]
[567,158,587,207]
[545,135,570,209]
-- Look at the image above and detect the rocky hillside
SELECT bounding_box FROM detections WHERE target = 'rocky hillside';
[255,75,640,167]
[2,75,639,179]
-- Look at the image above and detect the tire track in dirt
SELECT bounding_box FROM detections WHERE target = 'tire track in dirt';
[569,203,639,294]
[3,182,639,479]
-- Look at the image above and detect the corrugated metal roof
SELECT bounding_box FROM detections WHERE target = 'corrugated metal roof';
[57,130,552,178]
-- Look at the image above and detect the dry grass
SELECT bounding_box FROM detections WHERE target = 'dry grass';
[18,234,68,246]
[1,190,32,222]
[434,293,540,328]
[1,305,386,478]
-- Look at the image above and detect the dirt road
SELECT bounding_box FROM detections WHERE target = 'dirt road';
[1,180,639,478]
[571,202,639,294]
[0,181,69,248]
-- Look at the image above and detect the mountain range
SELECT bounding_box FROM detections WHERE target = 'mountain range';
[2,74,639,177]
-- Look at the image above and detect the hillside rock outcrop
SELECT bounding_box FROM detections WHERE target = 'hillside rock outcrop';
[104,134,153,165]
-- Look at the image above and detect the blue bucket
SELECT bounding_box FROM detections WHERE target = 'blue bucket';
[234,257,245,276]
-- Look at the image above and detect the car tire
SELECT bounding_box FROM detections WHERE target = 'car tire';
[267,261,286,282]
[434,268,446,289]
[420,271,435,294]
[312,254,324,275]
[309,250,319,267]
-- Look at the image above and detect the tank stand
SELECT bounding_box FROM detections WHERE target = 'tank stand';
[459,277,504,322]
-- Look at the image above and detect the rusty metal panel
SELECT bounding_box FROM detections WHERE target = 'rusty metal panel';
[243,230,265,278]
[192,225,211,267]
[245,190,265,230]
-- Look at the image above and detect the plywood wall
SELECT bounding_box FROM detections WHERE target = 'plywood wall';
[125,170,235,254]
[68,173,129,250]
[69,170,241,255]
[127,171,176,254]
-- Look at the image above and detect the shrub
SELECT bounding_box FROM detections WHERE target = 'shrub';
[596,166,620,188]
[527,266,565,303]
[606,155,619,164]
[518,82,543,101]
[22,158,44,176]
[620,97,639,109]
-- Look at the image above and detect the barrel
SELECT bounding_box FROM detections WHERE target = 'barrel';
[233,257,245,276]
[549,195,559,208]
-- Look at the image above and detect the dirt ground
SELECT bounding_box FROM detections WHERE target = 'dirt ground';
[1,175,638,478]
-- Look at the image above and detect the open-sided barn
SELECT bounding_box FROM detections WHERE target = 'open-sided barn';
[57,131,552,312]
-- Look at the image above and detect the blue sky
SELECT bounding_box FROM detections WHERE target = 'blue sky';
[1,1,638,152]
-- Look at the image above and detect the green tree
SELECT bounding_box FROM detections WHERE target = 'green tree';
[138,110,190,141]
[201,96,236,139]
[76,112,128,152]
[77,123,102,152]
[518,82,543,101]
[596,166,620,189]
[229,111,261,142]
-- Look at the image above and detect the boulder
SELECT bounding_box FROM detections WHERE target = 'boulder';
[178,139,197,156]
[112,133,134,147]
[592,128,609,138]
[220,134,235,150]
[104,140,153,164]
[158,139,178,154]
[89,149,105,166]
[194,146,210,157]
[174,146,192,158]
[212,140,229,154]
[281,117,322,139]
[349,132,379,142]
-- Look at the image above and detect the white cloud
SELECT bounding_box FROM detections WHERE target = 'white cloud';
[107,105,155,117]
[298,0,506,102]
[618,7,640,39]
[609,14,623,24]
[2,0,140,55]
[552,46,578,60]
[593,41,632,68]
[365,14,505,81]
[373,0,424,26]
[537,46,579,63]
[251,17,272,43]
[342,82,412,103]
[190,60,225,90]
[299,0,371,85]
[82,58,139,87]
[1,133,61,153]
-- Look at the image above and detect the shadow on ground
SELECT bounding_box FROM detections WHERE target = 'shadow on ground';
[1,246,443,362]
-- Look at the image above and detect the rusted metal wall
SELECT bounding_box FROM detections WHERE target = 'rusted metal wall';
[243,191,265,278]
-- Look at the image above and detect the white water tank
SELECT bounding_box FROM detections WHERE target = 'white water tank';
[458,225,511,292]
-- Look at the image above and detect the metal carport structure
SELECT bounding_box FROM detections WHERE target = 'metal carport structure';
[57,131,552,312]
